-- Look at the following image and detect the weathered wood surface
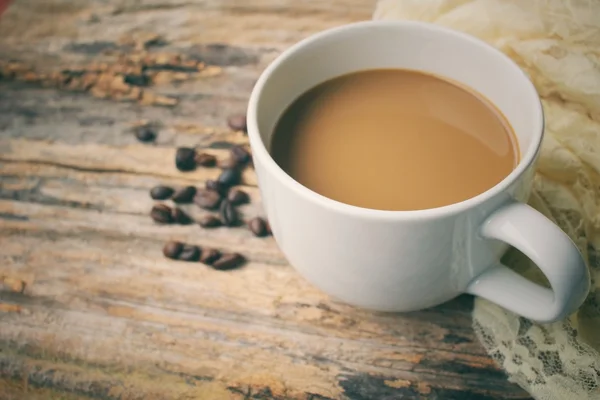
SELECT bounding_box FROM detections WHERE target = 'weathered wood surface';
[0,1,531,399]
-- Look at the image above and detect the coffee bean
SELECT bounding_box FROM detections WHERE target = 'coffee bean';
[151,204,174,224]
[162,241,183,259]
[265,220,272,235]
[230,145,250,165]
[219,200,239,227]
[124,73,151,87]
[248,217,269,237]
[199,214,222,228]
[200,248,221,265]
[218,157,239,170]
[205,179,228,196]
[175,147,196,171]
[195,152,217,167]
[227,114,247,132]
[134,126,157,142]
[172,207,193,225]
[194,189,222,210]
[212,253,246,271]
[217,168,241,187]
[227,188,249,205]
[178,244,200,262]
[150,185,174,200]
[171,186,196,203]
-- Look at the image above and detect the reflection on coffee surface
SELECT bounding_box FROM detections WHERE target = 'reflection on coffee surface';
[270,69,519,211]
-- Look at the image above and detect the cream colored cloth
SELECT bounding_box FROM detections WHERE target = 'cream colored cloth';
[373,1,600,399]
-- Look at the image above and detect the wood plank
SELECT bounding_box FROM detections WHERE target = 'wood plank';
[0,0,532,398]
[0,216,527,399]
[0,0,374,52]
[0,138,258,186]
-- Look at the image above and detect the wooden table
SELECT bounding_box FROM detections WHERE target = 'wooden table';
[0,1,531,399]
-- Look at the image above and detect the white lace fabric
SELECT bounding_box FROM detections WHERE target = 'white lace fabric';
[373,1,600,398]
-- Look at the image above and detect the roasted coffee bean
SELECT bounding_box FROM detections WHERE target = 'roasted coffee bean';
[248,217,269,237]
[230,145,250,165]
[205,179,228,196]
[195,152,217,167]
[178,244,200,262]
[162,241,183,259]
[175,147,196,171]
[227,188,249,205]
[124,73,151,87]
[227,113,247,132]
[171,186,196,203]
[150,185,174,200]
[212,253,246,270]
[219,200,239,227]
[194,189,222,210]
[134,126,157,142]
[200,248,221,265]
[199,214,222,228]
[218,157,239,170]
[217,168,241,187]
[172,207,193,225]
[150,204,174,224]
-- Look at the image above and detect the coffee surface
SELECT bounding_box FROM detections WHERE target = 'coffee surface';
[270,69,518,211]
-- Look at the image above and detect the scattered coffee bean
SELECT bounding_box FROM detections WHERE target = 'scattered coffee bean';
[172,207,193,225]
[218,157,239,170]
[199,214,222,228]
[124,73,151,87]
[150,185,174,200]
[230,145,250,165]
[200,248,221,265]
[134,125,157,142]
[227,188,249,205]
[195,152,217,167]
[219,200,239,227]
[175,147,197,171]
[171,186,197,203]
[218,168,241,187]
[151,204,174,224]
[162,241,183,259]
[178,244,200,262]
[248,217,269,237]
[194,189,222,210]
[212,253,246,271]
[227,113,247,132]
[205,179,228,196]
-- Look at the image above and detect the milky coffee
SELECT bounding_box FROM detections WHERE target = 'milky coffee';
[270,69,519,211]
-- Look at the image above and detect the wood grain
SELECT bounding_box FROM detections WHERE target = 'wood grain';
[0,0,531,399]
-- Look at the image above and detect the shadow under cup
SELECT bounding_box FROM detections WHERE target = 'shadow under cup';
[247,21,546,314]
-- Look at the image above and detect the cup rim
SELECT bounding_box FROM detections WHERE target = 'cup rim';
[247,20,544,221]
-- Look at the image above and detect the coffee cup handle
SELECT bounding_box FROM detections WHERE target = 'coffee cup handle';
[466,201,590,323]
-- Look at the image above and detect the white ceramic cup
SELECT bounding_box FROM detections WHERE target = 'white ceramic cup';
[246,21,590,323]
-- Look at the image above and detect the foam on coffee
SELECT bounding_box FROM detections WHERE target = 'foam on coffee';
[270,69,519,211]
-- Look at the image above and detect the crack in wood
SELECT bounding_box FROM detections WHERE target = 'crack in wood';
[0,212,28,221]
